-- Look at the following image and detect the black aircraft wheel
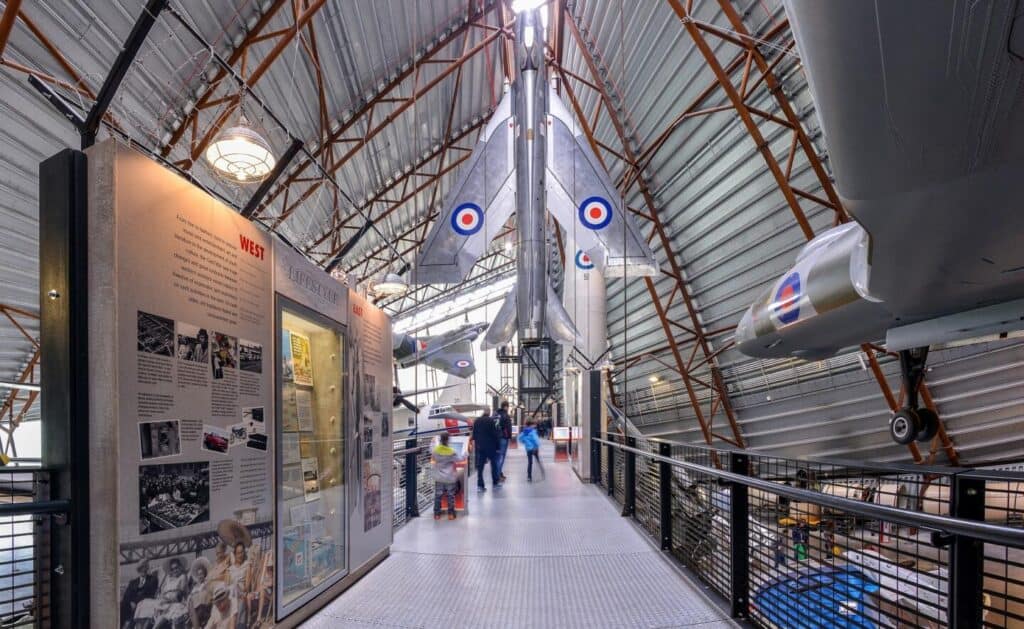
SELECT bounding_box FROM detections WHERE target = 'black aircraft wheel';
[915,407,939,443]
[889,408,920,445]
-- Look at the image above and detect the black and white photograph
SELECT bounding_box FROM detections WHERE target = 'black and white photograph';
[201,425,230,455]
[363,374,380,412]
[175,322,209,363]
[137,310,174,356]
[210,332,238,379]
[138,462,210,534]
[139,420,181,460]
[246,433,268,451]
[239,338,263,373]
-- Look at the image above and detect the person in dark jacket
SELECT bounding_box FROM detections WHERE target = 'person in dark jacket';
[120,559,158,628]
[495,401,512,481]
[470,410,501,491]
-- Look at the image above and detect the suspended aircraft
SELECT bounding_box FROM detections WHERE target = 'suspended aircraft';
[412,2,657,349]
[737,0,1024,444]
[392,374,491,438]
[392,322,488,378]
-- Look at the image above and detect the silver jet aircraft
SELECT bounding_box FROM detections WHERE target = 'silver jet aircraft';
[392,322,488,378]
[737,0,1024,445]
[413,5,656,349]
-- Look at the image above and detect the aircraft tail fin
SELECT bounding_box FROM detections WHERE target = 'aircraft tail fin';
[436,372,474,407]
[481,286,518,350]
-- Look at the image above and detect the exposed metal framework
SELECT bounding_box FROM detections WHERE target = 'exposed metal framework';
[0,304,39,457]
[661,0,958,464]
[554,8,746,450]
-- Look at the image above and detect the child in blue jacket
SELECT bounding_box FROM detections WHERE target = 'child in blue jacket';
[517,420,545,481]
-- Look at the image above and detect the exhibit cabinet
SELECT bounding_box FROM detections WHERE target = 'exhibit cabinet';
[81,140,392,628]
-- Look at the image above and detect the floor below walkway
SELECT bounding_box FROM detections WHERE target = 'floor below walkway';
[303,441,737,628]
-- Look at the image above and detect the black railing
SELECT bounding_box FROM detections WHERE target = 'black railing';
[392,437,440,532]
[595,434,1024,628]
[0,468,67,628]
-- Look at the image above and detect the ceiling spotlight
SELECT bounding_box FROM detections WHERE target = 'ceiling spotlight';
[205,115,276,184]
[648,375,659,383]
[371,272,409,297]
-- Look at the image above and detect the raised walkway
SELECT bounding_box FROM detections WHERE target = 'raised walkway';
[304,441,736,628]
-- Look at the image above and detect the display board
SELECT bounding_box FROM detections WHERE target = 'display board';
[345,290,393,568]
[88,143,275,629]
[85,141,392,628]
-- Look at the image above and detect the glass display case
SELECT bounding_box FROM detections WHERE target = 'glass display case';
[276,298,347,617]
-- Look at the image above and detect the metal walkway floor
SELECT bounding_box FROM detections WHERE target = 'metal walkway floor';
[303,442,736,629]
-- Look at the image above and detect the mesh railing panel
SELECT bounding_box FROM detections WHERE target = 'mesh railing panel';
[0,469,53,627]
[593,434,1024,628]
[635,441,660,540]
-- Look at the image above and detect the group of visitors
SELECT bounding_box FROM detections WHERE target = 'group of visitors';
[430,401,547,518]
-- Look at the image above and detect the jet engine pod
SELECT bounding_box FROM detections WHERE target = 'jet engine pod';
[736,223,892,360]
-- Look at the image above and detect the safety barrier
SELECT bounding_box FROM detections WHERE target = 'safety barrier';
[595,434,1024,628]
[392,438,435,532]
[0,468,66,627]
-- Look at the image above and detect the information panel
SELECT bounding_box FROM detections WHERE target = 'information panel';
[95,144,276,629]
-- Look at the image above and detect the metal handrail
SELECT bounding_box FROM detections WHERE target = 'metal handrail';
[392,446,426,457]
[0,499,69,516]
[595,437,1024,548]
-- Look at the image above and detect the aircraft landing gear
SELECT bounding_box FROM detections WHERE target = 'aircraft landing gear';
[888,347,939,445]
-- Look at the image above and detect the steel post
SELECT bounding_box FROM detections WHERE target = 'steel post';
[949,474,985,627]
[729,452,750,619]
[39,149,89,627]
[658,441,672,551]
[405,438,419,518]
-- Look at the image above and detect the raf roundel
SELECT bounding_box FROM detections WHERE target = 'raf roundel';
[578,196,613,230]
[451,203,484,236]
[454,359,471,369]
[574,250,595,270]
[773,272,801,325]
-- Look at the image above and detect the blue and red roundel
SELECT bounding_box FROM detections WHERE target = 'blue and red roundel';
[773,272,801,325]
[455,359,471,368]
[574,250,595,270]
[578,196,613,230]
[451,203,484,236]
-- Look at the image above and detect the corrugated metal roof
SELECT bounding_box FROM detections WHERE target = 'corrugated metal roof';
[0,0,1021,464]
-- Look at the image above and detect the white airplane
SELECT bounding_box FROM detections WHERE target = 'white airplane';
[737,1,1024,444]
[392,374,491,438]
[843,548,947,625]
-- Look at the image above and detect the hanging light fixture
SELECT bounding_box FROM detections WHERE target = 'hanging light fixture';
[371,272,409,297]
[204,113,276,184]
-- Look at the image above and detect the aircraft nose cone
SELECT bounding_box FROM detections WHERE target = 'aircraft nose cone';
[735,307,755,348]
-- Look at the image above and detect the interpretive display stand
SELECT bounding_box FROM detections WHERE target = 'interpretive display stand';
[80,140,392,629]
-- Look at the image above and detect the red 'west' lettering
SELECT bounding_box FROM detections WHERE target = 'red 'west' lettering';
[239,235,265,260]
[352,305,364,317]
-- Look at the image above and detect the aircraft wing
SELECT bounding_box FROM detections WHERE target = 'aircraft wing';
[545,87,658,277]
[424,339,475,378]
[413,91,517,284]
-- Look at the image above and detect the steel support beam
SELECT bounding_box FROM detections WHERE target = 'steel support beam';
[560,9,745,451]
[82,0,168,148]
[0,0,21,58]
[252,1,501,222]
[240,138,303,219]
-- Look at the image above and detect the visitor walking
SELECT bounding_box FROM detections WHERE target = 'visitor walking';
[518,419,545,481]
[432,432,464,520]
[495,401,512,481]
[471,410,501,491]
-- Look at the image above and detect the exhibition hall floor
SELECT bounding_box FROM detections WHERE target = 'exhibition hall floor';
[302,442,736,628]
